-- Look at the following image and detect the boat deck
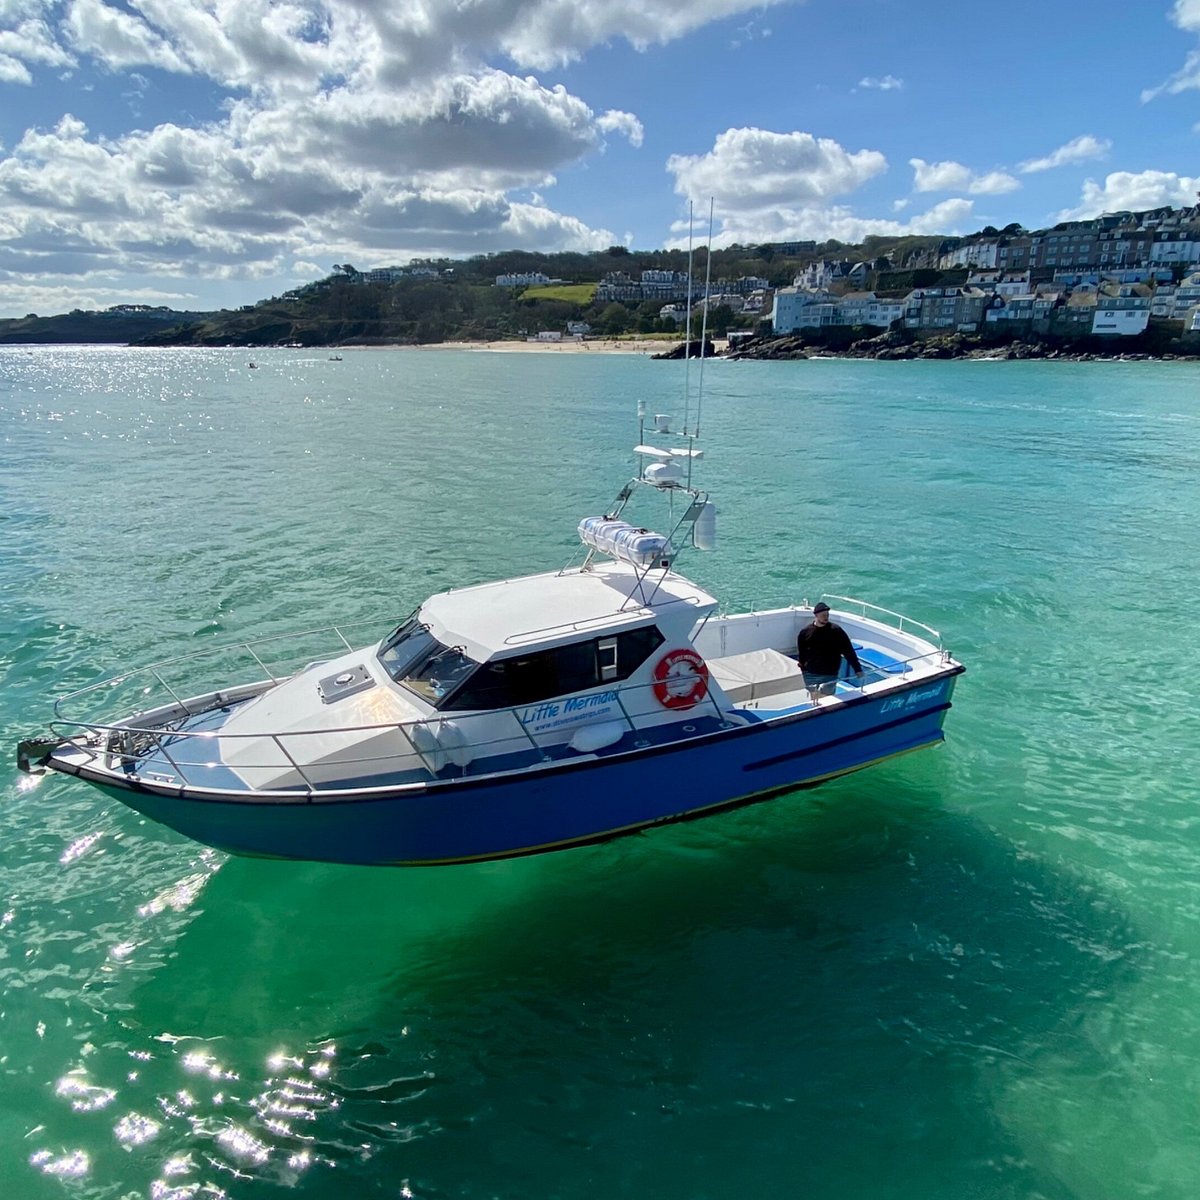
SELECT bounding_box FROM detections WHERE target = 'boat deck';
[122,707,735,795]
[93,642,921,797]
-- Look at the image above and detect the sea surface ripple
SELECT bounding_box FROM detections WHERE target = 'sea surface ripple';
[1,346,1199,1198]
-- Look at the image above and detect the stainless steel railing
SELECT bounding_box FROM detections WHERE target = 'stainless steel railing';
[47,669,740,794]
[43,620,953,796]
[711,595,943,647]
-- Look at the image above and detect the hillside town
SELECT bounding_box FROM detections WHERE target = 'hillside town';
[582,204,1200,344]
[770,204,1200,342]
[10,205,1200,352]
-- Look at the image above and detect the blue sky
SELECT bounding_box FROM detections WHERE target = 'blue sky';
[2,0,1200,317]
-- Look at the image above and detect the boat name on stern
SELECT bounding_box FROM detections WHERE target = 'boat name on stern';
[879,682,945,714]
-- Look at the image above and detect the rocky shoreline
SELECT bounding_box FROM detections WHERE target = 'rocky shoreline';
[723,330,1200,363]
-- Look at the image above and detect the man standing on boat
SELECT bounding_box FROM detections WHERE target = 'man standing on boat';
[797,602,864,701]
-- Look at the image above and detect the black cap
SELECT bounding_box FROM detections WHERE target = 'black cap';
[813,602,830,614]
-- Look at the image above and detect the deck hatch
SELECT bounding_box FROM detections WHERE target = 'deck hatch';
[316,664,374,704]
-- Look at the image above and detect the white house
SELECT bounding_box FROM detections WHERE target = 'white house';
[1092,284,1151,336]
[771,287,833,333]
[497,272,551,287]
[1170,271,1200,319]
[837,292,903,328]
[1149,233,1200,266]
[939,240,1002,270]
[1151,284,1177,317]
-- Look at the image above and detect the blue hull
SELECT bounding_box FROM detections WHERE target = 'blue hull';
[68,671,960,865]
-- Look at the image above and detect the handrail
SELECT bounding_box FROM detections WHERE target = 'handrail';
[503,607,653,647]
[502,594,705,646]
[715,595,942,647]
[52,617,407,722]
[819,594,942,645]
[45,642,954,795]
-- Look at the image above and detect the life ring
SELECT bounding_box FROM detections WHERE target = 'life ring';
[652,648,709,710]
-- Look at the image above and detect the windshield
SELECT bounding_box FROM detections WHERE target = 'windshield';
[378,616,436,682]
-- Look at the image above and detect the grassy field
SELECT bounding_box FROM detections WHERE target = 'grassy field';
[521,283,597,303]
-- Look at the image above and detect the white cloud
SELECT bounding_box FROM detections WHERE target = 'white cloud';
[0,17,74,65]
[596,109,644,148]
[0,281,204,315]
[910,158,1019,196]
[0,80,621,293]
[65,0,190,74]
[662,127,976,248]
[669,197,975,250]
[968,170,1020,195]
[0,52,32,83]
[910,158,972,192]
[903,198,975,235]
[488,0,794,71]
[1019,135,1111,173]
[668,128,887,210]
[858,74,902,90]
[912,158,1017,195]
[0,0,714,310]
[1174,0,1200,31]
[1142,1,1200,99]
[1056,170,1200,220]
[45,1,796,92]
[0,11,77,81]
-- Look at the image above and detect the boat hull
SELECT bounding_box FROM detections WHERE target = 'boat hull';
[52,670,961,865]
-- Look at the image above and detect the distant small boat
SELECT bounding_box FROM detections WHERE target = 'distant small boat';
[328,354,343,361]
[247,361,257,369]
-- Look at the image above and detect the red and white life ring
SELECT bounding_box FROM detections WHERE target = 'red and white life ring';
[651,648,709,710]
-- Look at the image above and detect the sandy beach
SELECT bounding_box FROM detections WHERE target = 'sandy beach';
[406,336,728,355]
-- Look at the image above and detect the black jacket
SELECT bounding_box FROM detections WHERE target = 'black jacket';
[797,620,863,677]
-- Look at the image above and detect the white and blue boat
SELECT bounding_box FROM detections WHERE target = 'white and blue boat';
[17,398,962,866]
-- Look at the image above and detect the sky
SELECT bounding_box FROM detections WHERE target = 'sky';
[2,1,1200,317]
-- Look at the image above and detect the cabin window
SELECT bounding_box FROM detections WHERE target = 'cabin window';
[440,625,665,712]
[598,638,619,681]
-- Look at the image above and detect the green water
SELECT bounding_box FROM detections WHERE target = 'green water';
[2,346,1199,1198]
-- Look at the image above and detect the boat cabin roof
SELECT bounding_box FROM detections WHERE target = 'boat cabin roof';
[420,563,717,662]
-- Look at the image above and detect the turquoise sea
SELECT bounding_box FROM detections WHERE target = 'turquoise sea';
[1,345,1199,1199]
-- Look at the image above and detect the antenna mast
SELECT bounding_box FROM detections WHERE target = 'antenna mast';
[682,201,694,436]
[694,197,715,440]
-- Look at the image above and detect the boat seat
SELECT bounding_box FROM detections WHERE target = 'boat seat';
[854,646,911,675]
[706,648,806,703]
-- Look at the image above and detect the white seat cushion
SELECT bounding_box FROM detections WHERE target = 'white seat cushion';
[706,648,804,702]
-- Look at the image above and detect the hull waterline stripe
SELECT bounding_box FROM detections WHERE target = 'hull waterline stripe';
[371,739,944,866]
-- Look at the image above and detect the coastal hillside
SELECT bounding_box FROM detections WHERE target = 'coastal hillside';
[0,306,216,345]
[0,236,946,348]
